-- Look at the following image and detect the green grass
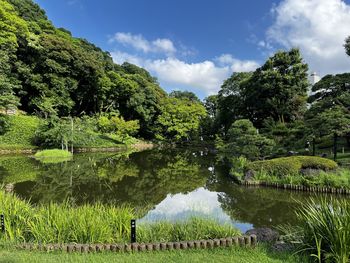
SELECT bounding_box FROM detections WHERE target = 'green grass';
[0,246,307,263]
[237,156,350,189]
[34,149,73,164]
[0,191,239,244]
[0,115,40,150]
[34,149,73,158]
[253,168,350,189]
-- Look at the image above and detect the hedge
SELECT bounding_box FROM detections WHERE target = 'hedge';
[245,156,338,178]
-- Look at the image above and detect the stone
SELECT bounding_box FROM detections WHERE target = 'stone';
[245,228,279,243]
[244,170,255,181]
[272,241,294,252]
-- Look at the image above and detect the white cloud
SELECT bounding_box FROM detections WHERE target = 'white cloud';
[110,51,144,66]
[109,32,176,55]
[152,39,176,54]
[146,58,229,94]
[216,54,260,72]
[110,51,260,95]
[266,0,350,75]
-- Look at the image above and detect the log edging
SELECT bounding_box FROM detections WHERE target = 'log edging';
[18,235,257,253]
[241,180,350,195]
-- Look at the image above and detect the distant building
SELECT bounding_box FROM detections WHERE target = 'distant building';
[307,71,321,96]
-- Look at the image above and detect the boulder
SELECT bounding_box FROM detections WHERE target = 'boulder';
[244,170,255,181]
[245,228,279,243]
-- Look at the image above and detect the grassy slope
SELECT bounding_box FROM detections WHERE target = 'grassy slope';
[0,115,139,150]
[0,246,306,263]
[0,115,40,149]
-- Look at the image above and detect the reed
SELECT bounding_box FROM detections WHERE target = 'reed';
[280,198,350,263]
[0,192,240,244]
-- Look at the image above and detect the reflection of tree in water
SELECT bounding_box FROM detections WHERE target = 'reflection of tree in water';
[14,149,209,211]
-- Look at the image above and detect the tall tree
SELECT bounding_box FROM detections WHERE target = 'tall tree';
[306,73,350,148]
[244,48,309,128]
[155,98,206,142]
[169,90,201,103]
[216,72,252,134]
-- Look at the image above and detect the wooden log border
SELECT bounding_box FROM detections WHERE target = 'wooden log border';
[241,180,350,195]
[18,235,257,253]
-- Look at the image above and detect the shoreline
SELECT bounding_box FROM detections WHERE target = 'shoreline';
[0,142,155,155]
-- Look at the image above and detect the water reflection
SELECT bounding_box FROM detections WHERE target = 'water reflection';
[0,148,347,232]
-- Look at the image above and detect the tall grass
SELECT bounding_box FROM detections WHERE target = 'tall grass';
[289,198,350,263]
[0,191,240,244]
[138,218,240,242]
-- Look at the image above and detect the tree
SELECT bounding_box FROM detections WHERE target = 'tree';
[216,72,252,134]
[169,90,201,103]
[201,95,219,140]
[306,73,350,141]
[345,36,350,57]
[219,119,275,159]
[155,98,207,142]
[244,49,309,128]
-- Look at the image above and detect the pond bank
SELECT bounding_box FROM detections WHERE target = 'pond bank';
[0,141,155,155]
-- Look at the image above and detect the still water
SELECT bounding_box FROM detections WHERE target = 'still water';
[0,148,345,232]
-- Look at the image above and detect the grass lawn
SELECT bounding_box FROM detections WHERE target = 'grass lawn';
[0,246,306,263]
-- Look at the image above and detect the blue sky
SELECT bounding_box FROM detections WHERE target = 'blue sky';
[34,0,350,98]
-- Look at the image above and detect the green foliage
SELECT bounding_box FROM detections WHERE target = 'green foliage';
[0,114,40,149]
[246,156,338,177]
[216,72,252,133]
[169,90,201,103]
[244,49,308,128]
[0,0,174,140]
[218,119,275,159]
[0,191,241,244]
[155,97,207,141]
[345,36,350,57]
[97,113,140,142]
[294,198,350,263]
[138,217,240,242]
[306,73,350,140]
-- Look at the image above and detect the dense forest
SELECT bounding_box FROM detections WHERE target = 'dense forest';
[1,0,350,156]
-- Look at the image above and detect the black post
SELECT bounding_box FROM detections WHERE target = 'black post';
[131,219,136,243]
[312,137,316,156]
[333,133,338,161]
[0,214,4,233]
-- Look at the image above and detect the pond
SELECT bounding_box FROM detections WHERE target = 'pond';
[0,148,346,232]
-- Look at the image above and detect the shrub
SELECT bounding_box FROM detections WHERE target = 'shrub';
[246,156,337,178]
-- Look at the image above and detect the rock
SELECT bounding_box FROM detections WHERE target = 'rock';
[244,170,255,181]
[245,228,279,243]
[300,168,321,176]
[287,151,299,156]
[272,241,294,252]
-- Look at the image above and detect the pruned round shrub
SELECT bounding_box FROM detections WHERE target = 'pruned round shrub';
[245,156,337,178]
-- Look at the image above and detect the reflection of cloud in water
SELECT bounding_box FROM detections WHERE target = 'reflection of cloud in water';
[139,187,253,232]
